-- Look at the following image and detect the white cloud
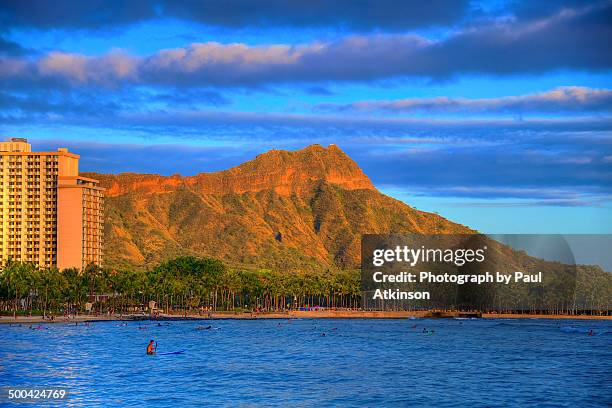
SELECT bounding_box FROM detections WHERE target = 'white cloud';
[318,87,612,114]
[0,1,610,89]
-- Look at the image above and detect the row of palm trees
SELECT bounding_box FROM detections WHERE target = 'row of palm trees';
[0,256,362,316]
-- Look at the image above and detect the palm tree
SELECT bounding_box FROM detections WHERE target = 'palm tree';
[0,261,36,317]
[38,267,66,318]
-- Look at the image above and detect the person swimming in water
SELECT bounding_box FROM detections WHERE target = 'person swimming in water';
[146,340,156,355]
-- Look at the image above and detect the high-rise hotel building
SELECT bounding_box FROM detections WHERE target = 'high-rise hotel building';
[0,138,104,270]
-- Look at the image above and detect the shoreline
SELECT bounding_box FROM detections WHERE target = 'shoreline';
[1,310,610,324]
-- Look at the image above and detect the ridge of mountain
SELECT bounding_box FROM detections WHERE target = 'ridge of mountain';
[82,144,473,271]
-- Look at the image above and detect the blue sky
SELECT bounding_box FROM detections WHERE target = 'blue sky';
[0,0,611,233]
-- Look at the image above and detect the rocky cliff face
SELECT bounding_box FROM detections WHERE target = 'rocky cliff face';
[84,144,472,271]
[103,144,374,197]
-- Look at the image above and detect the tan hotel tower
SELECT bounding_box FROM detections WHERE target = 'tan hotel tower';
[0,138,103,270]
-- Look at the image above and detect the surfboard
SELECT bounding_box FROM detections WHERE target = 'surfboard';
[158,349,186,355]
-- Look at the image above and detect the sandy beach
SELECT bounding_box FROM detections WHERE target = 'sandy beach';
[1,310,609,324]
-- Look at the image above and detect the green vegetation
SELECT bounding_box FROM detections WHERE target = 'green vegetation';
[1,254,609,317]
[0,257,361,316]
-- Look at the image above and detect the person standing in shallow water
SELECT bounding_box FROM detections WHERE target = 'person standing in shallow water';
[147,340,156,355]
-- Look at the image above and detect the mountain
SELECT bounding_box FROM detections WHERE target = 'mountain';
[83,144,472,271]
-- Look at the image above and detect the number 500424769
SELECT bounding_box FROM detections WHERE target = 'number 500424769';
[3,387,68,402]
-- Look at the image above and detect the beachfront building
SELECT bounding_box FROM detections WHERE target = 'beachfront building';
[0,138,104,270]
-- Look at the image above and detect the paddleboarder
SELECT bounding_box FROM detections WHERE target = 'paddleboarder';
[147,339,157,355]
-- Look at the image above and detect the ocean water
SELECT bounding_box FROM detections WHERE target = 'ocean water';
[1,318,610,407]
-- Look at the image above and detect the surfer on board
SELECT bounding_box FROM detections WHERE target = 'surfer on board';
[147,340,157,355]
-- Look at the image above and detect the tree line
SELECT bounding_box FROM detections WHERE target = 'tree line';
[0,256,362,316]
[1,256,609,317]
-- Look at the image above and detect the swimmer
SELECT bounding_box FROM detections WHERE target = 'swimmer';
[146,340,157,355]
[422,328,434,335]
[588,329,594,336]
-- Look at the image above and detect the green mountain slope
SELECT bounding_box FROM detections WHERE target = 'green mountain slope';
[83,144,472,271]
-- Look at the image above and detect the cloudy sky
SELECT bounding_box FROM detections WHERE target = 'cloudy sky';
[0,0,610,233]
